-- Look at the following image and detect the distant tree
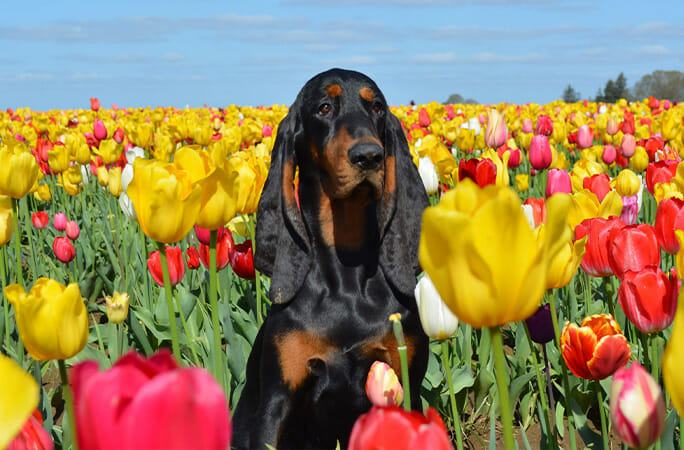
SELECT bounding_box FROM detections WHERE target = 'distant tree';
[632,70,684,101]
[594,88,604,103]
[562,84,581,102]
[597,73,630,102]
[444,93,477,104]
[614,73,629,99]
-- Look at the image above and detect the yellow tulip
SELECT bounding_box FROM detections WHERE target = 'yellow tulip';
[48,145,70,173]
[0,145,40,199]
[654,181,684,203]
[677,231,684,279]
[570,159,604,192]
[105,291,130,324]
[230,156,262,215]
[663,289,684,415]
[127,158,203,243]
[61,166,83,196]
[94,139,122,165]
[0,195,13,246]
[540,225,586,289]
[65,133,91,165]
[567,189,623,231]
[108,167,123,197]
[615,169,640,197]
[418,180,570,328]
[482,149,510,187]
[33,184,51,202]
[515,174,529,192]
[629,146,649,172]
[3,278,88,361]
[96,166,109,186]
[0,354,39,449]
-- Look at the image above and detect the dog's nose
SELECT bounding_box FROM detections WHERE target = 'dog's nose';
[348,143,383,170]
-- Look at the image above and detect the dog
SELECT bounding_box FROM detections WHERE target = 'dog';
[232,68,429,449]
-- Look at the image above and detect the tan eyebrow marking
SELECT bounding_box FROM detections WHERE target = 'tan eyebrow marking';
[359,87,375,101]
[326,84,343,97]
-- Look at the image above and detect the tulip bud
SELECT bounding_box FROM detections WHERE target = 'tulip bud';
[147,247,185,287]
[485,109,507,148]
[0,196,13,246]
[418,108,431,127]
[610,363,665,449]
[414,274,459,340]
[90,97,100,111]
[113,127,125,144]
[606,117,619,135]
[535,115,553,136]
[545,169,572,198]
[186,246,200,270]
[522,118,533,133]
[93,119,107,141]
[65,220,80,241]
[365,361,404,407]
[529,135,552,170]
[577,125,593,149]
[417,157,439,195]
[96,166,109,187]
[33,184,51,202]
[105,292,130,324]
[602,145,617,165]
[525,304,554,344]
[621,134,636,158]
[108,167,123,197]
[515,173,529,192]
[53,236,76,264]
[31,211,49,230]
[615,169,640,197]
[629,147,649,173]
[194,225,227,246]
[53,212,67,231]
[199,232,234,270]
[230,241,255,279]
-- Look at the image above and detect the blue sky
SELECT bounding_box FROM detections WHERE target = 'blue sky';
[1,0,683,110]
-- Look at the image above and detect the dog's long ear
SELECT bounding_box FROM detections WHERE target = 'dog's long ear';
[378,113,429,300]
[255,97,311,304]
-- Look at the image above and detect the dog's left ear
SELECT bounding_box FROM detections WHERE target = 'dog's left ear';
[378,113,429,300]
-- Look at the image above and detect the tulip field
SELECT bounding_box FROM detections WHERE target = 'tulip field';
[2,96,684,450]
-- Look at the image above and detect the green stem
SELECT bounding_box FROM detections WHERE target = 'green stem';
[157,243,181,362]
[174,291,200,367]
[1,246,9,353]
[245,215,263,325]
[20,199,37,281]
[441,340,464,450]
[490,326,514,450]
[208,230,225,391]
[596,383,609,450]
[524,324,557,449]
[58,359,79,450]
[650,335,660,383]
[391,315,411,411]
[549,298,578,450]
[138,226,151,311]
[12,199,24,287]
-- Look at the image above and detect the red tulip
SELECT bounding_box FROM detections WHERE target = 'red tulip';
[93,119,107,141]
[529,135,552,170]
[113,127,125,144]
[602,145,617,164]
[621,111,635,135]
[147,246,185,286]
[608,224,660,279]
[194,225,226,246]
[90,97,100,112]
[231,241,255,279]
[654,198,684,254]
[497,143,521,168]
[7,410,53,450]
[583,173,612,202]
[535,115,553,136]
[418,108,431,127]
[199,231,234,270]
[575,217,625,277]
[618,268,679,334]
[31,211,49,229]
[53,236,76,264]
[545,168,571,197]
[186,246,200,270]
[71,350,231,450]
[66,220,80,241]
[577,125,593,149]
[348,407,452,450]
[53,212,67,231]
[645,160,678,194]
[523,197,546,227]
[458,158,496,188]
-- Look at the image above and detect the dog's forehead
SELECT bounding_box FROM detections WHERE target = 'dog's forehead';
[302,69,384,101]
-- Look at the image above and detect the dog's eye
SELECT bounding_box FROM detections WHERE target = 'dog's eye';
[371,102,384,114]
[318,103,333,116]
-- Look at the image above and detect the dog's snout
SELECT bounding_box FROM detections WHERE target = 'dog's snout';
[348,143,383,170]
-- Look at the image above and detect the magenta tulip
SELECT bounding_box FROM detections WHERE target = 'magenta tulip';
[93,119,107,141]
[529,135,552,170]
[602,145,617,164]
[53,212,67,231]
[545,169,572,197]
[577,125,593,149]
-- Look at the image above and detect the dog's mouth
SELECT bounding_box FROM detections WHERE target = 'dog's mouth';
[328,166,384,200]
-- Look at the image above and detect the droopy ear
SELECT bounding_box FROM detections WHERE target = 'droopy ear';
[378,113,429,301]
[255,96,311,304]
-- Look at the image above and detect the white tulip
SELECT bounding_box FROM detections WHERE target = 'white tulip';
[121,164,134,191]
[119,192,136,219]
[125,146,145,165]
[417,157,439,195]
[415,274,459,340]
[521,204,536,229]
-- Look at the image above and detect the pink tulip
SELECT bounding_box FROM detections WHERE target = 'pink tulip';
[620,195,640,225]
[53,236,76,263]
[545,169,572,197]
[53,212,67,231]
[66,220,80,240]
[621,134,636,158]
[90,97,100,111]
[365,361,403,407]
[610,363,665,449]
[535,115,553,136]
[602,145,617,164]
[577,125,593,149]
[529,135,552,170]
[71,350,231,450]
[93,119,107,141]
[522,118,533,133]
[485,109,507,149]
[606,117,619,136]
[113,127,125,144]
[262,125,273,138]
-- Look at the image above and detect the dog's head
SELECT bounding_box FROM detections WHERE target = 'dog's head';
[256,68,428,304]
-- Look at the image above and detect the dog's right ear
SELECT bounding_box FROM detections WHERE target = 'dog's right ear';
[255,97,312,305]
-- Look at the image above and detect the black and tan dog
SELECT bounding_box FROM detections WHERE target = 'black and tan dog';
[232,68,429,449]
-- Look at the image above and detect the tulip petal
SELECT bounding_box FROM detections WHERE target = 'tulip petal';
[0,355,39,449]
[587,335,631,380]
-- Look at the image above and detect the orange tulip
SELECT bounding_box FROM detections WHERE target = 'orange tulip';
[560,314,631,380]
